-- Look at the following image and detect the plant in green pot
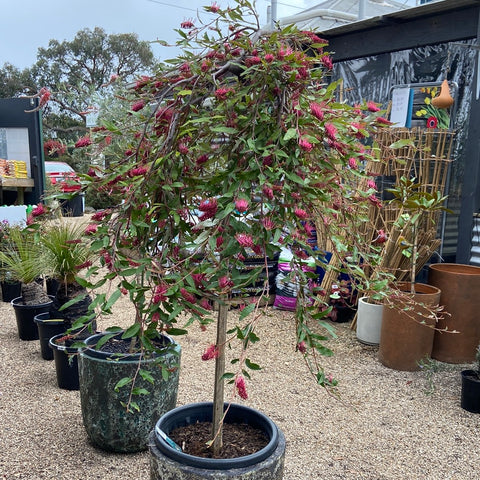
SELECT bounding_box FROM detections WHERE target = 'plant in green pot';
[378,175,450,371]
[70,0,392,472]
[0,217,52,340]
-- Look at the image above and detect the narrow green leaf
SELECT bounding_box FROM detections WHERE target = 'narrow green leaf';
[283,128,297,142]
[122,323,141,339]
[114,377,132,392]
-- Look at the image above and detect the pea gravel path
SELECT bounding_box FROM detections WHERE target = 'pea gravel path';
[0,282,478,480]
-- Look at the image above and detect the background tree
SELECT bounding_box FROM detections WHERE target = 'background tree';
[0,63,36,98]
[30,27,156,146]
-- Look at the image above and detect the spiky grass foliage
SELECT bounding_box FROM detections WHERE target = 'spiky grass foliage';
[0,226,45,284]
[41,222,91,286]
[0,226,50,304]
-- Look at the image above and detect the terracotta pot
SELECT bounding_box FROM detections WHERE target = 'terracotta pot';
[378,283,440,371]
[429,263,480,363]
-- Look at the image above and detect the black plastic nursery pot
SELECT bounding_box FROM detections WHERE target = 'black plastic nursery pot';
[11,296,53,341]
[461,370,480,413]
[34,312,67,360]
[78,331,181,453]
[149,402,286,480]
[49,333,81,390]
[1,281,21,303]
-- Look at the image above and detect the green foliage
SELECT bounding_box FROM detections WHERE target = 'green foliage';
[80,0,392,406]
[40,221,92,284]
[0,225,46,284]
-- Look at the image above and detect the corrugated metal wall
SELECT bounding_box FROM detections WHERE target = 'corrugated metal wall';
[470,214,480,266]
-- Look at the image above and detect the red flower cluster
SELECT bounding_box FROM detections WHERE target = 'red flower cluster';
[235,376,248,400]
[201,344,219,361]
[198,198,218,221]
[75,136,92,148]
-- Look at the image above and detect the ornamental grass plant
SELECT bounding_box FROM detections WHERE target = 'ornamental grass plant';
[75,0,394,456]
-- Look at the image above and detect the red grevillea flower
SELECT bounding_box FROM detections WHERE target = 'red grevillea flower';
[299,137,313,152]
[348,157,358,170]
[368,194,382,208]
[218,275,234,290]
[216,236,224,249]
[153,284,168,303]
[262,185,274,200]
[201,344,219,361]
[235,375,248,400]
[297,341,307,354]
[178,143,189,154]
[180,19,194,29]
[128,166,148,177]
[192,273,206,288]
[235,198,249,213]
[303,222,314,237]
[245,56,262,67]
[264,53,275,63]
[198,197,218,221]
[85,223,98,235]
[91,210,108,221]
[180,288,197,304]
[376,117,393,125]
[31,203,45,217]
[39,87,51,107]
[131,100,145,112]
[294,208,309,220]
[262,217,275,230]
[215,88,232,101]
[310,102,324,121]
[75,260,92,270]
[367,179,377,190]
[235,233,254,248]
[75,136,92,148]
[367,101,381,112]
[199,298,212,311]
[196,154,209,166]
[324,123,337,140]
[321,55,333,70]
[208,1,220,13]
[374,229,388,244]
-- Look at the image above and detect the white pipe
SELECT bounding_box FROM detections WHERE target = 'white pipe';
[359,0,366,19]
[271,0,278,29]
[278,9,358,26]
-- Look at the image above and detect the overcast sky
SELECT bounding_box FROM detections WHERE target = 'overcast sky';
[1,0,418,70]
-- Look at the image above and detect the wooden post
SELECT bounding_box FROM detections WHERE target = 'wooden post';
[212,299,228,456]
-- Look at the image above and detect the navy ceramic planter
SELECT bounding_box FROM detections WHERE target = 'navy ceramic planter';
[149,402,286,479]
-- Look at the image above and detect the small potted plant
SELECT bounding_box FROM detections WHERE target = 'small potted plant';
[67,0,392,472]
[34,220,94,369]
[461,345,480,413]
[0,212,52,340]
[0,219,22,302]
[328,279,357,323]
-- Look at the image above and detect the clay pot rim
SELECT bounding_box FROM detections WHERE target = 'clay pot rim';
[429,263,480,276]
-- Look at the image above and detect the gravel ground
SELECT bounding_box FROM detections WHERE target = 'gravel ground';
[1,272,479,479]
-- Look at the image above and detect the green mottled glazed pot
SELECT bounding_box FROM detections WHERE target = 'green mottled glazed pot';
[78,331,181,453]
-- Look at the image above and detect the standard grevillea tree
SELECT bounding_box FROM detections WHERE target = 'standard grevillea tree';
[80,0,391,455]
